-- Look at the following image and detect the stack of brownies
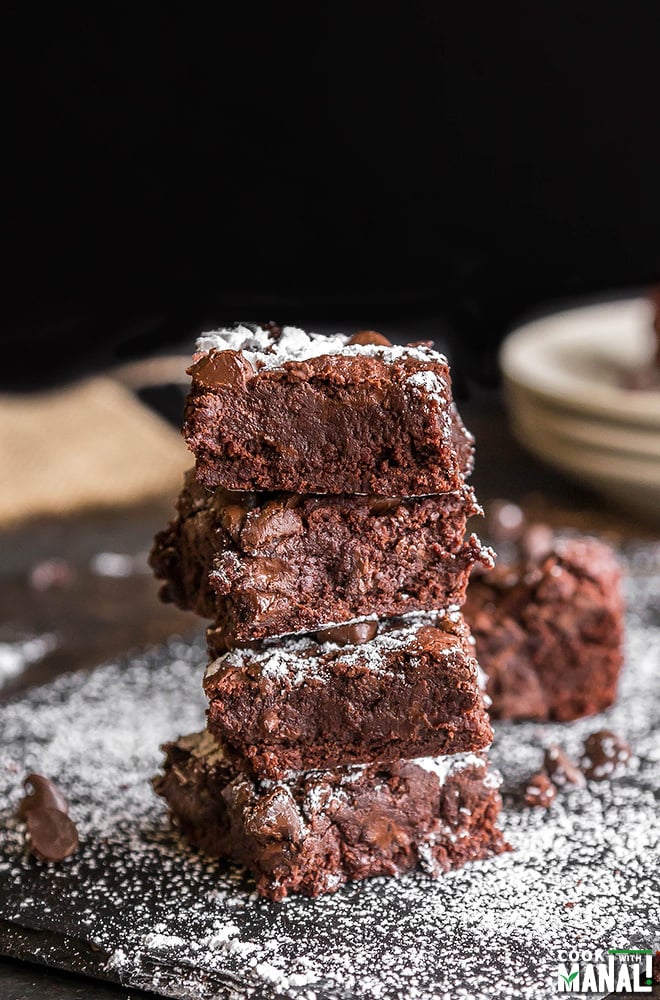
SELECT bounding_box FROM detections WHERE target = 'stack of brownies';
[151,323,508,899]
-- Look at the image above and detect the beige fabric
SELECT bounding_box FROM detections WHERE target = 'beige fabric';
[0,376,190,526]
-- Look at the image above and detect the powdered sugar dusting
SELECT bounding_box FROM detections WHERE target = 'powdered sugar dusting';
[195,324,448,373]
[0,542,658,1000]
[205,610,473,688]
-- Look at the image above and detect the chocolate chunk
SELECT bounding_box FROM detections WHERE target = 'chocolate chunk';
[543,745,586,789]
[188,349,255,388]
[368,497,403,514]
[26,807,79,861]
[580,730,632,780]
[244,787,304,842]
[484,499,525,543]
[315,621,378,646]
[524,772,557,808]
[240,506,302,550]
[347,330,393,347]
[220,504,247,541]
[17,774,69,818]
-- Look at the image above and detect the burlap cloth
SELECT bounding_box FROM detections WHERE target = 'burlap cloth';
[0,362,191,527]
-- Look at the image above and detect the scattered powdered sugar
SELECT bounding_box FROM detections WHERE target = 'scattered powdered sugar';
[195,324,448,373]
[0,542,658,1000]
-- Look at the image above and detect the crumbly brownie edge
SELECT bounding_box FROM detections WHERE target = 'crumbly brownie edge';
[153,731,509,900]
[203,611,493,778]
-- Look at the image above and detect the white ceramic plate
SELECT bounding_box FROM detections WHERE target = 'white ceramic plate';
[500,297,660,521]
[500,298,659,428]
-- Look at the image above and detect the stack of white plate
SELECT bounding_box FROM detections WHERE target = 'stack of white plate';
[500,297,660,523]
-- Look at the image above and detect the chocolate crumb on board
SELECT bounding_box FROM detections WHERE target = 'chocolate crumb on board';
[580,730,633,781]
[523,772,557,808]
[543,746,586,789]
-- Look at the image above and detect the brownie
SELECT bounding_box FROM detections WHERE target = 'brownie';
[183,324,475,494]
[153,730,508,900]
[150,469,493,641]
[203,611,493,778]
[464,536,624,721]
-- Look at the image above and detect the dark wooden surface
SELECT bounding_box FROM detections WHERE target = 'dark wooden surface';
[0,391,656,1000]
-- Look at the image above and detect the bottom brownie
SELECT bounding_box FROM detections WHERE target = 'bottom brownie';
[153,731,508,900]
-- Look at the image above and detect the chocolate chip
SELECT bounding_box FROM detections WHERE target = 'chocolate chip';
[188,349,255,388]
[580,730,632,780]
[26,807,79,861]
[17,774,69,818]
[258,321,282,338]
[520,523,555,563]
[221,504,247,541]
[246,557,287,586]
[523,772,557,808]
[315,621,378,646]
[368,497,403,514]
[543,745,586,789]
[484,500,525,543]
[347,330,393,347]
[246,788,303,842]
[240,506,302,550]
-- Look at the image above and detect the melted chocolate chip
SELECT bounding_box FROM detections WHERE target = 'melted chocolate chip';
[347,330,393,347]
[368,497,403,514]
[523,772,556,808]
[543,745,585,789]
[188,349,255,388]
[26,807,79,861]
[246,788,303,842]
[580,730,632,781]
[221,504,248,541]
[17,774,69,818]
[315,621,378,646]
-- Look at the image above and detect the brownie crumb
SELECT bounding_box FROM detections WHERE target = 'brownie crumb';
[543,745,586,789]
[580,730,632,781]
[524,772,557,808]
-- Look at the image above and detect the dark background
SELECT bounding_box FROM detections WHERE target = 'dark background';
[5,3,660,389]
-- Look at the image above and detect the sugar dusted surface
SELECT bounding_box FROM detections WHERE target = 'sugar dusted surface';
[205,610,471,687]
[195,324,448,373]
[0,543,659,999]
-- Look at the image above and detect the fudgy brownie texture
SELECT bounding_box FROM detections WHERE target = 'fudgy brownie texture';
[183,324,475,494]
[464,536,624,721]
[203,611,493,778]
[150,469,493,642]
[153,731,508,900]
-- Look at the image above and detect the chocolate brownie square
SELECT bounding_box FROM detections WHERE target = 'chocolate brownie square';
[153,731,508,900]
[150,470,493,642]
[464,536,624,721]
[183,324,474,494]
[203,611,493,778]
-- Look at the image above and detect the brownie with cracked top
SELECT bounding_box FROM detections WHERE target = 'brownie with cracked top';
[464,536,624,721]
[150,469,493,642]
[153,731,508,900]
[183,324,474,494]
[203,611,493,778]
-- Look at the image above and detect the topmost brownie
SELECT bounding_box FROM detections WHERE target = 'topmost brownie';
[184,324,474,494]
